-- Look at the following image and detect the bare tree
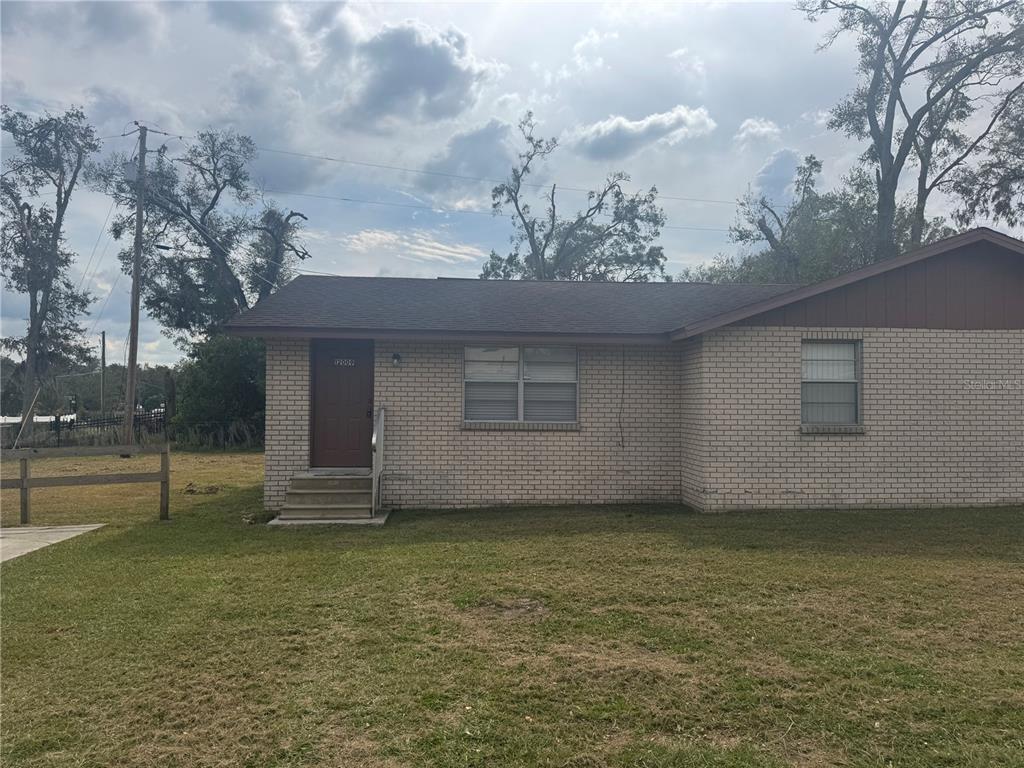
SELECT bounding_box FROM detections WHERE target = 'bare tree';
[1,106,97,432]
[731,156,824,282]
[482,113,666,281]
[802,0,1024,256]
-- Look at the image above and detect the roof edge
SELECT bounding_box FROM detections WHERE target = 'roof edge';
[670,227,1024,340]
[225,325,674,345]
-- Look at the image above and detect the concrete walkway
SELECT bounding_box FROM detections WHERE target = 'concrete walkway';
[0,524,105,562]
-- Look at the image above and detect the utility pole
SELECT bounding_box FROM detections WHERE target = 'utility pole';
[99,330,106,417]
[123,124,146,444]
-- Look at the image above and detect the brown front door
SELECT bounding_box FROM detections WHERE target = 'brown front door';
[310,340,374,467]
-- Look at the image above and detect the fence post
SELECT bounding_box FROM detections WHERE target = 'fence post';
[19,458,30,524]
[159,444,170,521]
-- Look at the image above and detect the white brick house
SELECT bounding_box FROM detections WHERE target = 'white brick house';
[227,228,1024,520]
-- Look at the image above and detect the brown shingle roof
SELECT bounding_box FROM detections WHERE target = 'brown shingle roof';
[225,276,799,340]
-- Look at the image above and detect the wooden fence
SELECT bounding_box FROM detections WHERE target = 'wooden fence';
[1,443,170,524]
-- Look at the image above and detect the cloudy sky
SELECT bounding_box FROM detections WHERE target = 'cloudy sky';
[0,0,968,365]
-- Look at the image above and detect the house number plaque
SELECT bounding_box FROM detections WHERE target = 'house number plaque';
[333,358,356,367]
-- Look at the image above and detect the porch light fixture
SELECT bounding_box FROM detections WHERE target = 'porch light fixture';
[392,353,402,367]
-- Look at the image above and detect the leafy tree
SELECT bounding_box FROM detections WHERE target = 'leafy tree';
[801,0,1024,256]
[1,355,23,416]
[92,129,310,344]
[954,99,1024,225]
[247,207,311,297]
[1,105,97,428]
[682,158,953,284]
[482,113,666,281]
[172,336,265,446]
[907,84,1023,244]
[49,361,173,417]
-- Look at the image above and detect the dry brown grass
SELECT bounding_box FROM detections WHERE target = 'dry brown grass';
[0,449,262,527]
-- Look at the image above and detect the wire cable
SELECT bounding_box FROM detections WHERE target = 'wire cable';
[77,198,116,292]
[263,187,732,232]
[136,126,739,207]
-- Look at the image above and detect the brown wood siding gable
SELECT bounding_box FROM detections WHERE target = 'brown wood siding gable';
[737,241,1024,329]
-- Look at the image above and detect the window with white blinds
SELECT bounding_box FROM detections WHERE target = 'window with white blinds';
[801,341,859,424]
[464,346,578,422]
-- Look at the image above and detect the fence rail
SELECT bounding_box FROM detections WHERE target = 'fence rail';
[1,443,170,523]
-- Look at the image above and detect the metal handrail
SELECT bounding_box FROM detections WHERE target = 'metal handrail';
[371,406,386,516]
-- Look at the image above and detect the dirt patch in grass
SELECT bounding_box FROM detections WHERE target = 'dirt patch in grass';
[474,596,549,618]
[182,482,221,495]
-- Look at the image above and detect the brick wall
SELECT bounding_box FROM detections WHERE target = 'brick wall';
[678,336,706,508]
[698,327,1024,511]
[264,337,310,510]
[262,330,1023,513]
[373,342,683,509]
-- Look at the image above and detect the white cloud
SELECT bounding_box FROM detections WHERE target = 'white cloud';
[735,117,782,144]
[340,229,487,265]
[667,48,707,84]
[572,29,619,72]
[801,109,831,127]
[569,105,717,160]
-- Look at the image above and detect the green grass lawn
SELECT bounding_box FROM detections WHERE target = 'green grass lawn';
[2,452,1022,767]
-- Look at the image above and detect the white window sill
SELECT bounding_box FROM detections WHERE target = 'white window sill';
[462,421,580,432]
[800,424,866,435]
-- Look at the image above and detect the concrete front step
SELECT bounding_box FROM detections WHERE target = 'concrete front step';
[278,503,373,520]
[285,489,372,506]
[279,470,376,521]
[289,476,372,492]
[269,511,390,527]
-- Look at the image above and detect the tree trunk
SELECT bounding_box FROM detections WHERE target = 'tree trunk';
[910,193,928,250]
[874,174,899,262]
[756,216,799,282]
[18,332,38,439]
[910,145,932,249]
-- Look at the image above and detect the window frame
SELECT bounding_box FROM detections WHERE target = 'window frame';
[800,339,862,427]
[462,345,579,424]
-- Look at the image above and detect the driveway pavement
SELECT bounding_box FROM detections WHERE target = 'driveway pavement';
[0,525,105,562]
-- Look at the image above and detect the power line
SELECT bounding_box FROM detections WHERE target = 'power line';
[84,135,141,337]
[263,187,732,233]
[77,198,116,292]
[137,125,739,207]
[87,270,123,338]
[1,131,137,152]
[295,266,347,277]
[254,144,738,206]
[132,124,737,232]
[265,188,492,215]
